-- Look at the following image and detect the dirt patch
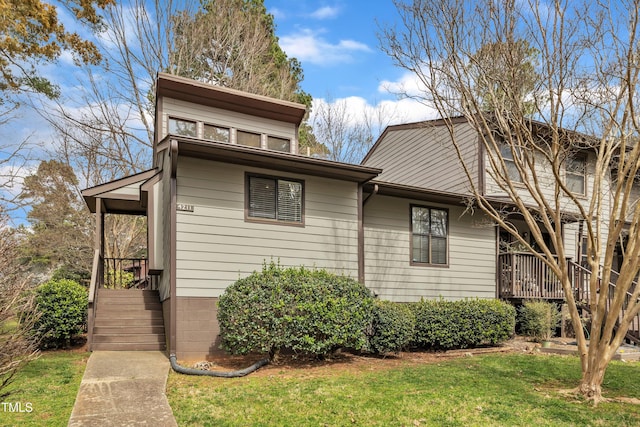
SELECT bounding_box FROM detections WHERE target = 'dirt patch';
[186,340,530,379]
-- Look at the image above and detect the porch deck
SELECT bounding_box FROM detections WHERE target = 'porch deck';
[498,252,564,299]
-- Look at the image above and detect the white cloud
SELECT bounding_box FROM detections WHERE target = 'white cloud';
[280,28,371,66]
[269,7,286,20]
[378,72,430,98]
[310,93,439,139]
[310,6,340,20]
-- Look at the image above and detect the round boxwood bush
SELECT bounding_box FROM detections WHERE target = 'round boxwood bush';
[411,298,515,350]
[368,300,415,355]
[32,278,88,348]
[218,262,374,358]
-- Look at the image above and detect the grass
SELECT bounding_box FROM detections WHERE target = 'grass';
[167,353,640,426]
[1,351,89,427]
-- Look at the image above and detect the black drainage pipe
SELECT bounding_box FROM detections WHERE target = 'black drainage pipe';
[169,354,269,378]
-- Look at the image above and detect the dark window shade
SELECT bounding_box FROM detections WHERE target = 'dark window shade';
[248,175,303,223]
[249,177,276,219]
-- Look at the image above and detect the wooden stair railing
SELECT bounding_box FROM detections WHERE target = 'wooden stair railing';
[568,261,640,345]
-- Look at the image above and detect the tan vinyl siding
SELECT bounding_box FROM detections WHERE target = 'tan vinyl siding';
[363,121,479,195]
[161,98,296,147]
[175,157,359,297]
[485,150,612,258]
[364,195,496,301]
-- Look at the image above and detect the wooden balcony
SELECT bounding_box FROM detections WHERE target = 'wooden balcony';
[498,252,564,299]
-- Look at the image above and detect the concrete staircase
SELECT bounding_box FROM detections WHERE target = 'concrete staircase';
[91,289,166,351]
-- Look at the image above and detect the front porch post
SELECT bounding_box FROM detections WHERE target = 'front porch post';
[94,197,104,258]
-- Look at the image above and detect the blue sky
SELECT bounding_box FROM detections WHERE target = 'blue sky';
[266,1,401,102]
[1,0,435,223]
[264,0,434,122]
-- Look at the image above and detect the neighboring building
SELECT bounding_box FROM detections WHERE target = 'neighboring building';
[82,73,633,360]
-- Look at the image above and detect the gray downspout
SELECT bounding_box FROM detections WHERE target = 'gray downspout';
[167,140,268,377]
[169,355,269,377]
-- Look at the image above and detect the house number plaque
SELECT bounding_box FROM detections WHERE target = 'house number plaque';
[176,203,194,212]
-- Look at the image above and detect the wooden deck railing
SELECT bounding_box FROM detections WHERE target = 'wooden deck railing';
[87,250,103,351]
[103,257,158,290]
[568,261,640,345]
[498,252,564,299]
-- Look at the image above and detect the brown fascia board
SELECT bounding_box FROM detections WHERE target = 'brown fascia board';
[361,116,468,164]
[82,169,158,213]
[166,135,381,183]
[156,73,307,125]
[365,180,471,205]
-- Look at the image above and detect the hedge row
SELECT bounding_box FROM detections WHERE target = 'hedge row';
[411,298,516,350]
[218,264,516,358]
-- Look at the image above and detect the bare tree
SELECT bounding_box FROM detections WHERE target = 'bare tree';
[0,210,39,399]
[381,0,640,403]
[312,97,402,163]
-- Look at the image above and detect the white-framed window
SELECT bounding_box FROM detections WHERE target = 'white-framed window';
[246,174,303,225]
[168,117,197,137]
[499,142,522,182]
[566,154,586,195]
[411,205,448,266]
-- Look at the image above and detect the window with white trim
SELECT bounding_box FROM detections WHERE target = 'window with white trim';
[247,175,303,224]
[411,205,448,265]
[566,154,586,195]
[499,142,522,182]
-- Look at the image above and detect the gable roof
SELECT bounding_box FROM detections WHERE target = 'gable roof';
[156,73,307,125]
[82,169,158,214]
[361,117,480,197]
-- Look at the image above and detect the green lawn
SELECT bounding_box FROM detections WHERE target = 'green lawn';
[167,353,640,426]
[1,351,89,427]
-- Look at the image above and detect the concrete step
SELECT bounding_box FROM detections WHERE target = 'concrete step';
[91,342,166,351]
[93,333,165,344]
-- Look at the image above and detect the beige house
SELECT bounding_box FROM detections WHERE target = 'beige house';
[82,74,635,360]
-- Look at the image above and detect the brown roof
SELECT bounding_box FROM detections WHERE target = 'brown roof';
[156,73,307,125]
[167,135,381,184]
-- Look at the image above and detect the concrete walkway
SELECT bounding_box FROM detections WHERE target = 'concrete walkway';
[68,351,177,426]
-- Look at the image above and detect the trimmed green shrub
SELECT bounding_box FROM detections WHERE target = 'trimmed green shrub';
[218,262,374,358]
[411,298,515,350]
[32,279,87,348]
[518,300,560,342]
[368,300,416,355]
